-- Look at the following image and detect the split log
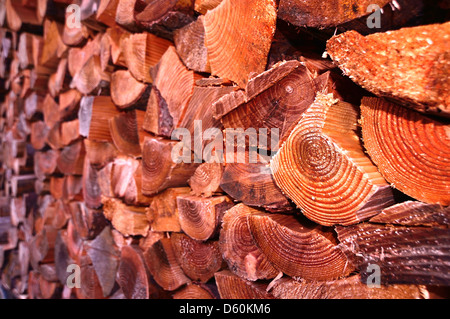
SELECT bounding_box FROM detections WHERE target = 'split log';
[121,32,171,83]
[83,96,120,142]
[105,26,129,67]
[59,89,81,120]
[141,135,198,195]
[336,222,450,286]
[54,229,74,286]
[34,149,59,180]
[370,201,450,227]
[178,85,235,151]
[278,0,390,29]
[67,35,101,77]
[117,245,151,299]
[143,46,196,137]
[360,97,450,205]
[40,19,67,69]
[177,194,233,241]
[194,0,222,14]
[326,22,450,117]
[42,94,59,129]
[60,119,80,146]
[56,140,85,175]
[110,70,150,110]
[96,0,119,27]
[134,0,195,40]
[171,233,223,283]
[214,270,274,299]
[85,226,120,297]
[146,187,190,232]
[102,196,149,237]
[109,110,143,157]
[219,203,278,281]
[68,201,108,240]
[220,162,294,213]
[173,16,210,73]
[82,157,102,209]
[143,238,191,291]
[217,60,357,145]
[70,55,110,95]
[271,93,395,226]
[188,162,223,197]
[203,0,276,87]
[173,283,215,299]
[271,275,423,299]
[83,139,118,168]
[77,252,106,299]
[114,0,143,32]
[48,58,69,97]
[247,213,354,281]
[30,121,49,150]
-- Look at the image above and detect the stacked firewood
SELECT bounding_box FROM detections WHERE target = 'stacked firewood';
[0,0,449,299]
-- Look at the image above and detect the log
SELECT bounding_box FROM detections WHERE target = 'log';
[77,251,106,299]
[84,96,120,142]
[56,140,85,175]
[336,222,450,286]
[271,93,395,226]
[173,283,215,299]
[220,162,294,213]
[121,32,171,83]
[85,226,120,297]
[42,94,59,129]
[110,70,150,110]
[141,135,198,195]
[82,157,102,209]
[219,203,279,281]
[188,162,223,197]
[247,213,354,280]
[177,194,232,241]
[271,275,423,299]
[143,46,196,137]
[369,201,450,227]
[96,0,119,27]
[117,245,151,299]
[115,0,143,32]
[102,196,149,237]
[83,139,118,168]
[34,149,59,180]
[48,58,69,97]
[214,270,274,299]
[109,109,143,157]
[134,0,195,40]
[143,237,191,291]
[171,233,223,283]
[194,0,222,14]
[203,0,276,87]
[30,120,49,150]
[173,16,210,73]
[146,187,190,232]
[40,19,67,69]
[59,89,81,120]
[68,201,108,240]
[360,97,450,205]
[278,0,390,28]
[326,22,450,117]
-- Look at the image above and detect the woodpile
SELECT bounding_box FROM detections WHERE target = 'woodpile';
[0,0,449,300]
